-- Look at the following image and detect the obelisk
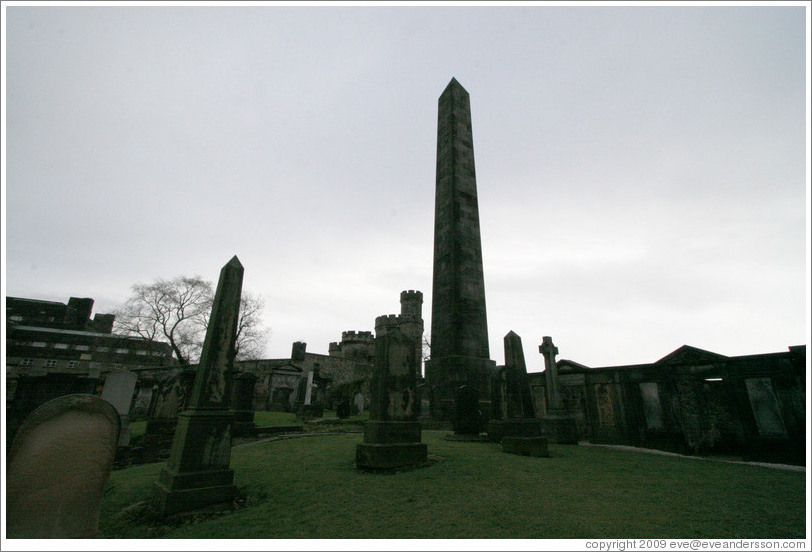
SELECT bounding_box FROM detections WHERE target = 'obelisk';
[154,256,243,515]
[424,78,495,421]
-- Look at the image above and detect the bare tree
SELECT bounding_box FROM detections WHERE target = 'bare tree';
[114,276,270,364]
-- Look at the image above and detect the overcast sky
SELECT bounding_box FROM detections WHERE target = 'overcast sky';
[3,3,809,373]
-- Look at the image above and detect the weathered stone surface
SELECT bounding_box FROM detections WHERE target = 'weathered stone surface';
[487,418,543,443]
[453,384,483,435]
[231,372,257,437]
[538,335,579,444]
[540,336,562,410]
[155,256,243,516]
[7,394,120,538]
[101,370,137,447]
[356,329,427,470]
[487,331,544,443]
[426,78,495,419]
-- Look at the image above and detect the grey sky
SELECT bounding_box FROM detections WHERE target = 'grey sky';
[3,3,808,372]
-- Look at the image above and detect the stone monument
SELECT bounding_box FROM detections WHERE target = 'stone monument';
[6,394,120,538]
[231,371,258,437]
[539,336,579,444]
[487,332,549,457]
[424,78,496,421]
[154,256,243,515]
[356,328,428,470]
[100,369,138,448]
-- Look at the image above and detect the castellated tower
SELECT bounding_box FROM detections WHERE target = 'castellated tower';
[375,290,425,375]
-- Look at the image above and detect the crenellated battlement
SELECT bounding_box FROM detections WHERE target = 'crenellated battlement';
[341,330,374,343]
[375,314,401,328]
[400,290,423,302]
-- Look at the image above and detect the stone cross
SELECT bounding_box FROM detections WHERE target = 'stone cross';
[539,336,562,411]
[155,256,243,516]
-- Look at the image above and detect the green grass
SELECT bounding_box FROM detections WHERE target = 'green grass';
[99,431,806,539]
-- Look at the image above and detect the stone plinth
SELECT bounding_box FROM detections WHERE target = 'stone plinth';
[540,410,579,444]
[486,418,543,443]
[356,442,429,470]
[356,330,427,470]
[425,355,496,421]
[154,411,236,515]
[502,436,550,457]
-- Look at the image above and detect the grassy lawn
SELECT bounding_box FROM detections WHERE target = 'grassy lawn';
[99,431,806,539]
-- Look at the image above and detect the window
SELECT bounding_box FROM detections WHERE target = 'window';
[75,345,90,351]
[67,360,79,368]
[54,343,69,349]
[96,347,109,352]
[19,358,34,366]
[45,359,58,368]
[115,348,129,354]
[9,315,23,322]
[32,342,47,348]
[136,350,148,356]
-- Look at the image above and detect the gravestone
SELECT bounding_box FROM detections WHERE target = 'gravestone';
[353,389,365,415]
[154,256,243,516]
[141,368,197,461]
[538,336,579,444]
[231,372,258,437]
[356,328,428,470]
[297,370,323,418]
[452,384,483,436]
[101,369,138,447]
[6,394,120,538]
[486,332,549,457]
[130,383,154,419]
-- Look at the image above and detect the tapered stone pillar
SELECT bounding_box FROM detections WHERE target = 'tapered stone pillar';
[425,78,496,421]
[356,329,427,470]
[487,332,549,457]
[154,256,243,516]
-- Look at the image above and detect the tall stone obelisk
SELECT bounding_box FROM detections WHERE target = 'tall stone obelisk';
[154,256,243,516]
[425,78,495,421]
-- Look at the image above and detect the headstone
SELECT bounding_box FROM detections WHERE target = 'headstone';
[141,368,197,461]
[6,394,120,538]
[353,389,365,415]
[452,384,483,435]
[336,397,351,419]
[297,370,323,418]
[154,256,243,516]
[231,372,258,437]
[356,329,428,470]
[130,383,154,419]
[101,369,138,447]
[486,332,549,457]
[538,336,579,444]
[424,78,496,421]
